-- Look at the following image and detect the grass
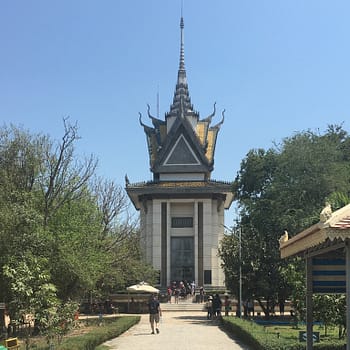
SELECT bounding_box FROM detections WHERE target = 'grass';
[222,316,346,350]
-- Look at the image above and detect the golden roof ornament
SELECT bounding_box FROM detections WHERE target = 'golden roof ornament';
[278,230,289,245]
[319,202,332,222]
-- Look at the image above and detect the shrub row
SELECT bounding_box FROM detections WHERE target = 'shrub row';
[23,316,140,350]
[221,317,346,350]
[56,316,140,350]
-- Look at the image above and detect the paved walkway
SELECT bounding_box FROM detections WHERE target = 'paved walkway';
[103,311,250,350]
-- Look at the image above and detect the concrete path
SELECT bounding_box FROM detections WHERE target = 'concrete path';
[103,311,250,350]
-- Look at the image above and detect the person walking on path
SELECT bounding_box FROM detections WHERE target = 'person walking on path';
[147,294,162,334]
[213,293,222,319]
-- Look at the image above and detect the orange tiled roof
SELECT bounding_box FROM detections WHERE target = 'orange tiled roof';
[332,216,350,229]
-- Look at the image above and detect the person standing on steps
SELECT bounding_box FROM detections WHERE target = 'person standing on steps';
[148,294,162,334]
[199,286,205,303]
[224,295,231,316]
[206,295,213,320]
[213,293,222,319]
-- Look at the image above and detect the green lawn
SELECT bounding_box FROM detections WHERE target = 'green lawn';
[222,316,346,350]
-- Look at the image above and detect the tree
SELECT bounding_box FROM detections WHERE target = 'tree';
[93,178,129,238]
[279,259,305,325]
[38,118,97,228]
[221,125,350,317]
[3,254,58,349]
[0,121,157,330]
[47,191,107,300]
[0,124,47,303]
[91,178,157,295]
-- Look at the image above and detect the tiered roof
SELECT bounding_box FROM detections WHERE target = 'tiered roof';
[138,16,225,180]
[126,179,233,211]
[126,16,233,211]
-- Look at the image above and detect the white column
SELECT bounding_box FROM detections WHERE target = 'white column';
[194,200,198,284]
[152,200,162,270]
[167,201,171,286]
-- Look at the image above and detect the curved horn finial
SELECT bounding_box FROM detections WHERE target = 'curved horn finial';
[221,109,225,124]
[147,104,155,119]
[201,102,217,122]
[139,112,145,127]
[209,102,217,119]
[212,109,225,129]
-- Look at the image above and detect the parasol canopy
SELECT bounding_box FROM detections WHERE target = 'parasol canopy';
[127,281,159,294]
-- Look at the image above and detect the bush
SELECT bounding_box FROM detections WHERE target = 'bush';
[314,342,347,350]
[57,316,140,350]
[27,316,140,350]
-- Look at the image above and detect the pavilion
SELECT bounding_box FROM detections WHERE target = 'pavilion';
[279,203,350,350]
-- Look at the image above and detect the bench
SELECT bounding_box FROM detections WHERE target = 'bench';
[5,337,20,350]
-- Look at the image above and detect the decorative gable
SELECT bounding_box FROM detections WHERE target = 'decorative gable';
[164,135,200,166]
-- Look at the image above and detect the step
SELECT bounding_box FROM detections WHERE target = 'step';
[161,302,206,312]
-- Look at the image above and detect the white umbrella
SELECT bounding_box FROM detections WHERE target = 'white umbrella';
[127,281,159,294]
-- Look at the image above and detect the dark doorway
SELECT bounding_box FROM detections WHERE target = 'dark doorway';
[171,237,194,282]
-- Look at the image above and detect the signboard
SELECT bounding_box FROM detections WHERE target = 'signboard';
[299,331,320,343]
[312,258,346,293]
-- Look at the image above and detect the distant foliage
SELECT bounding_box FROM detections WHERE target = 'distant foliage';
[220,124,350,318]
[0,122,155,347]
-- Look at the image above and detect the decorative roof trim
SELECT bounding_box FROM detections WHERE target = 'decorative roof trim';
[201,102,216,123]
[152,116,211,173]
[211,109,225,129]
[279,203,350,258]
[126,179,234,211]
[147,104,165,127]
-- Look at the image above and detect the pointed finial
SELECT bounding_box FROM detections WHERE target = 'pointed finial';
[168,2,196,118]
[179,16,185,73]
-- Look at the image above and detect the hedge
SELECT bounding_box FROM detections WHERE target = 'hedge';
[26,316,140,350]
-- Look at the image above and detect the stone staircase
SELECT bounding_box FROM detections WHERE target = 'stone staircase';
[160,297,206,312]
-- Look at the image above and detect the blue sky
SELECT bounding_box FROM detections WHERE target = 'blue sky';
[1,1,350,222]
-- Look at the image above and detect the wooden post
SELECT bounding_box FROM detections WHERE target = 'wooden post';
[306,256,313,350]
[346,240,350,350]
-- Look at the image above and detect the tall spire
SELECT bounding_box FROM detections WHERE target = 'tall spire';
[167,15,198,120]
[178,16,186,85]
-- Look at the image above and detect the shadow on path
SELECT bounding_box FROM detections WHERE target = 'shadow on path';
[174,314,224,326]
[173,314,252,349]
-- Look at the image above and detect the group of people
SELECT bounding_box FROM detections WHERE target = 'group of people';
[166,280,199,303]
[147,290,287,335]
[205,294,231,320]
[147,292,233,334]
